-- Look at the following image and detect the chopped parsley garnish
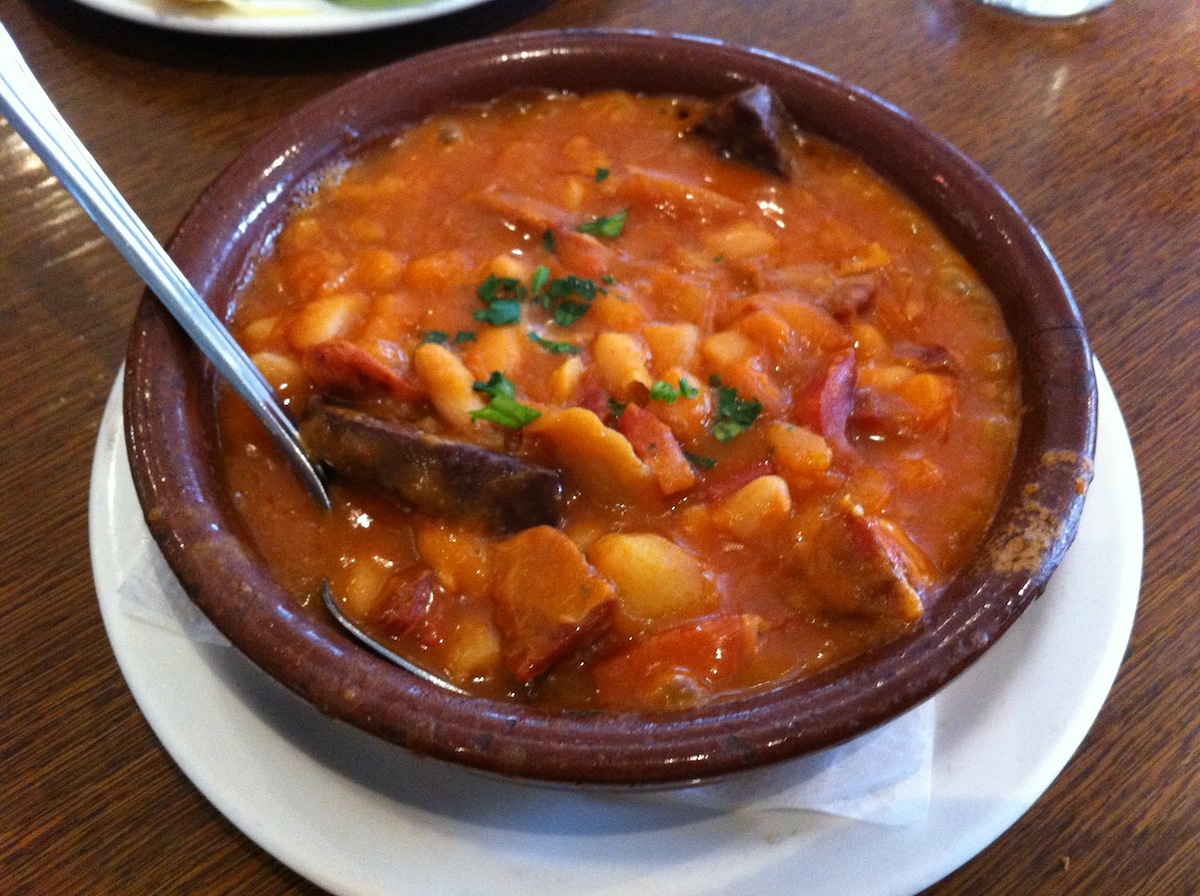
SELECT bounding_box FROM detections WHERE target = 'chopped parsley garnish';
[476,274,524,304]
[418,330,450,345]
[528,330,582,354]
[474,273,525,325]
[595,167,610,182]
[473,269,597,328]
[649,377,699,404]
[540,273,597,323]
[608,398,627,420]
[470,372,541,428]
[577,208,629,238]
[530,264,550,297]
[473,299,521,325]
[553,301,591,327]
[710,374,763,443]
[473,370,517,399]
[684,451,718,470]
[541,229,557,253]
[546,274,597,302]
[471,396,541,428]
[418,329,478,345]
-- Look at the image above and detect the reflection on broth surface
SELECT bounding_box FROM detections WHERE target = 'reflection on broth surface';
[219,88,1021,712]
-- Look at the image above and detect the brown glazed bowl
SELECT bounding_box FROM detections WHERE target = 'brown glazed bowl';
[124,30,1096,786]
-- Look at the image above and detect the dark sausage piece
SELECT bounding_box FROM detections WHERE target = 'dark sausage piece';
[691,84,798,178]
[300,400,563,533]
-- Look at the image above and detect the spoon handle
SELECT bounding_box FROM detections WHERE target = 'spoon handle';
[0,24,330,509]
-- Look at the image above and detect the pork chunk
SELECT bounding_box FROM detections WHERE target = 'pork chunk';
[691,84,799,178]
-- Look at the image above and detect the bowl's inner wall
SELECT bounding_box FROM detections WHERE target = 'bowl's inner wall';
[125,31,1095,784]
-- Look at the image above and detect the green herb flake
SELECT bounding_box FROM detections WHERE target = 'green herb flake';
[542,229,557,254]
[608,398,627,420]
[470,395,542,429]
[547,274,597,302]
[475,267,598,328]
[709,374,763,443]
[649,380,681,403]
[453,330,477,343]
[473,370,517,399]
[528,330,582,355]
[684,451,718,470]
[540,274,597,325]
[649,377,699,404]
[473,299,522,326]
[477,274,521,303]
[417,330,450,345]
[577,208,629,238]
[553,300,591,327]
[595,167,610,182]
[530,264,551,298]
[470,372,541,428]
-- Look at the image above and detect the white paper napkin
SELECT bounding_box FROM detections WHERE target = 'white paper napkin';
[117,527,934,825]
[117,529,229,646]
[656,699,933,825]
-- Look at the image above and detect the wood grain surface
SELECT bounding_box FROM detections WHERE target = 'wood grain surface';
[1,0,1196,893]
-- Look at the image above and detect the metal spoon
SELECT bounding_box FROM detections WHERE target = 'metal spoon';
[0,27,475,694]
[321,583,471,696]
[0,24,330,509]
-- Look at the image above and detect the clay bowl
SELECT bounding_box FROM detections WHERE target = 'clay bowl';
[124,29,1096,786]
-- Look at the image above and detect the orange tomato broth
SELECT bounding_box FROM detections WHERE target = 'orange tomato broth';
[219,90,1020,712]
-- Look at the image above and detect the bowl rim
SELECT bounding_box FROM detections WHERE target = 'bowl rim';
[123,28,1097,785]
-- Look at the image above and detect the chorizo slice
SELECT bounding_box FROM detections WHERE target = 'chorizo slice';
[301,340,423,403]
[793,497,931,623]
[592,614,763,711]
[489,526,618,683]
[616,403,698,496]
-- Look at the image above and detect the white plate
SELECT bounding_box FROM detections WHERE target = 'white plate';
[90,362,1141,896]
[69,0,492,38]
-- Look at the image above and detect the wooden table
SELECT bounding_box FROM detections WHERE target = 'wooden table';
[2,0,1195,892]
